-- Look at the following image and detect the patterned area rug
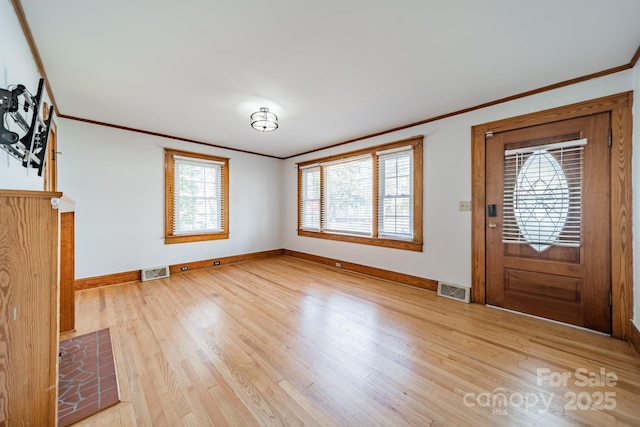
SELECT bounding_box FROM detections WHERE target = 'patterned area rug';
[58,328,120,426]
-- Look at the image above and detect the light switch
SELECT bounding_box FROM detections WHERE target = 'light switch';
[458,201,471,211]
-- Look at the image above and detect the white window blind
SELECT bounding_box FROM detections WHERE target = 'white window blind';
[378,147,413,239]
[503,139,585,251]
[323,156,373,235]
[173,156,223,234]
[301,166,321,230]
[296,137,422,249]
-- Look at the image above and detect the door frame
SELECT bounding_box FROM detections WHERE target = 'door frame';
[42,102,57,192]
[471,92,633,340]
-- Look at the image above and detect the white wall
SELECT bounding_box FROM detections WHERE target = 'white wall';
[633,60,640,331]
[282,71,635,291]
[57,119,283,279]
[0,1,48,190]
[3,0,638,328]
[2,1,282,279]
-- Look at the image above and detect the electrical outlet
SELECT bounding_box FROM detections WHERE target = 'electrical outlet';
[213,261,221,266]
[181,266,188,271]
[336,262,341,268]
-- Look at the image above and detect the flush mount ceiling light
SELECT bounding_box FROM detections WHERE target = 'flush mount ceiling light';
[250,107,278,132]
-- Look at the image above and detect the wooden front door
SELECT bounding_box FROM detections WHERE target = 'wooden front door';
[485,113,611,333]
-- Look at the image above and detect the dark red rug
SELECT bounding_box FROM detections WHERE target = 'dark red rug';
[58,328,120,426]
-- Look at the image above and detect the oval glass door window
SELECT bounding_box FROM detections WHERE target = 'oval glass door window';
[513,150,570,252]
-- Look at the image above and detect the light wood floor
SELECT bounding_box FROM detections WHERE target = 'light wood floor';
[66,256,640,426]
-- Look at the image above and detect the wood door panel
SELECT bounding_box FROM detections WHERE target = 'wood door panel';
[502,257,583,276]
[504,268,582,303]
[486,113,611,333]
[504,243,580,263]
[502,297,585,326]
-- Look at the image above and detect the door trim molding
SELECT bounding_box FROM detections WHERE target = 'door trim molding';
[471,92,633,340]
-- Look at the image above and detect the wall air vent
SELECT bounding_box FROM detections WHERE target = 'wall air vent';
[437,282,470,303]
[141,266,170,282]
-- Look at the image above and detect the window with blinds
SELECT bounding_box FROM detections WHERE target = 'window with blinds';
[503,139,584,252]
[324,155,372,235]
[165,148,229,244]
[301,166,321,230]
[378,147,413,239]
[297,136,423,251]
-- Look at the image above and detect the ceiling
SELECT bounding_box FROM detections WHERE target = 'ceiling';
[17,0,640,159]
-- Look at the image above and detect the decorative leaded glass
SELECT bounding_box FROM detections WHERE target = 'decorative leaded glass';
[503,139,585,252]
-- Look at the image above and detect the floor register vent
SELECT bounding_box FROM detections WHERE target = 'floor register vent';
[141,266,170,281]
[437,282,470,303]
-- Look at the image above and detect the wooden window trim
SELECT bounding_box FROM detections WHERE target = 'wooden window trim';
[297,135,423,251]
[165,148,229,244]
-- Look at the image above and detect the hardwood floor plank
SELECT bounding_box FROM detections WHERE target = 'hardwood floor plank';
[70,256,640,426]
[206,373,261,426]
